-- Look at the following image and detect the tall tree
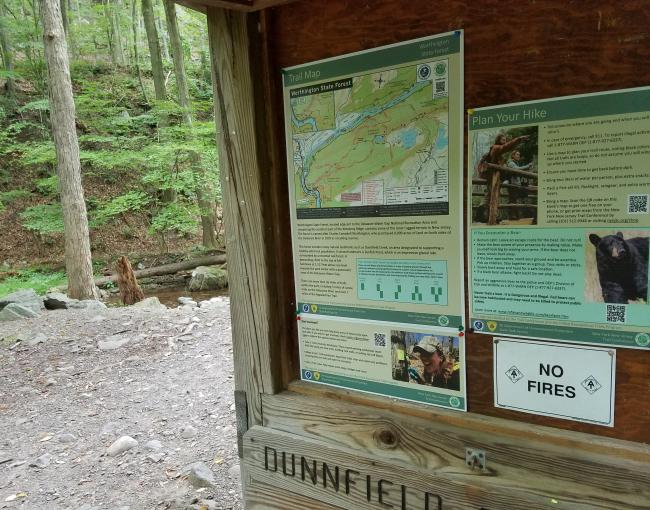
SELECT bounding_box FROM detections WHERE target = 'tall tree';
[163,0,219,248]
[130,0,148,103]
[141,0,165,100]
[0,2,15,96]
[59,0,67,32]
[107,0,125,66]
[41,0,98,299]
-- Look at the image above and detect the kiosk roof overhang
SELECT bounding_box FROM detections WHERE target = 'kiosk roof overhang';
[175,0,297,12]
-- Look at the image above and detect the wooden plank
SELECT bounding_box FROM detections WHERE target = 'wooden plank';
[247,479,345,510]
[174,0,206,12]
[259,390,650,508]
[264,0,650,443]
[176,0,298,11]
[282,382,650,462]
[249,9,298,388]
[206,7,281,428]
[245,424,650,510]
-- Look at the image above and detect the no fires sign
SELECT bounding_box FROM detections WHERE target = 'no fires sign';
[494,338,616,427]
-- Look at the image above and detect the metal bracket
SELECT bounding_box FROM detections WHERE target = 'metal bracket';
[234,390,249,459]
[465,447,487,471]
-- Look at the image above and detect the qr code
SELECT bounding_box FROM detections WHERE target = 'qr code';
[606,304,626,323]
[628,194,649,214]
[435,80,447,94]
[373,333,386,347]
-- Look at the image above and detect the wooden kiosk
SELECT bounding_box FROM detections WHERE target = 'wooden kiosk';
[179,0,650,508]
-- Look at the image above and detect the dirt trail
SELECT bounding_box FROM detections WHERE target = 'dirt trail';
[0,298,241,510]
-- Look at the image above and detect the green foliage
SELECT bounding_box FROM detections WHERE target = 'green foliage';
[0,268,67,296]
[35,175,58,196]
[0,0,221,254]
[20,203,64,234]
[18,99,50,114]
[92,191,151,226]
[0,189,31,204]
[150,202,199,235]
[17,141,56,167]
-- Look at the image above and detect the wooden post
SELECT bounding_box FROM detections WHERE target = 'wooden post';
[206,7,281,429]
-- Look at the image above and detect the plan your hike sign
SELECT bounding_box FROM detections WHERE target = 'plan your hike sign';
[467,87,650,349]
[282,32,466,409]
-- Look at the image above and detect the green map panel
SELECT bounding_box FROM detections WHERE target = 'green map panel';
[290,63,449,211]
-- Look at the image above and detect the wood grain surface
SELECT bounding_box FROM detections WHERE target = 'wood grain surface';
[206,8,283,429]
[259,0,650,443]
[245,423,650,510]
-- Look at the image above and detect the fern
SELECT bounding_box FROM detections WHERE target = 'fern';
[149,202,198,235]
[35,175,58,196]
[92,191,151,226]
[20,203,64,234]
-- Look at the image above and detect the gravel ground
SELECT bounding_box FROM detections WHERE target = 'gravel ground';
[0,297,241,510]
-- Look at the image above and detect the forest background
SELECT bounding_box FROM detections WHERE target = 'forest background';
[0,0,221,295]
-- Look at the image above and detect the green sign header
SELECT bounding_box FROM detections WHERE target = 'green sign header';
[283,32,461,87]
[469,87,650,130]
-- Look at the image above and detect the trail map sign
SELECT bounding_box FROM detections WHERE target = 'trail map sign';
[494,338,616,426]
[468,87,650,349]
[283,32,466,409]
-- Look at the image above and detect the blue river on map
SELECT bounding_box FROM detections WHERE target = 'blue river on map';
[294,80,429,208]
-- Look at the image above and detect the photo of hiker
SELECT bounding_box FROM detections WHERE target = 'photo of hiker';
[471,126,539,225]
[391,331,461,391]
[584,230,649,305]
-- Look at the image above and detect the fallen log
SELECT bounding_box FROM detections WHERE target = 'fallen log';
[95,254,227,288]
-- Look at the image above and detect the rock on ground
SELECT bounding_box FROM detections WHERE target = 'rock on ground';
[0,288,44,314]
[0,297,240,509]
[0,302,41,321]
[132,296,166,310]
[187,266,228,292]
[43,292,78,310]
[107,436,139,456]
[183,462,216,488]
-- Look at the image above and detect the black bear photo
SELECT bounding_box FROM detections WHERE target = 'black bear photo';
[588,232,649,304]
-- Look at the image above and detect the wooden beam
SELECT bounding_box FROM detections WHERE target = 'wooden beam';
[175,0,299,12]
[175,0,206,12]
[206,6,281,431]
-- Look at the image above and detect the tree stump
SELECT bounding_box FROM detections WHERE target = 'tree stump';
[116,256,144,305]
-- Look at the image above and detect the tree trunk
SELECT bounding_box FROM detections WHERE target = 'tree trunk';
[41,0,99,300]
[163,0,190,122]
[116,256,144,305]
[110,0,125,66]
[59,0,67,32]
[64,0,76,57]
[0,3,15,96]
[157,15,170,62]
[141,0,165,100]
[131,0,148,104]
[164,0,219,249]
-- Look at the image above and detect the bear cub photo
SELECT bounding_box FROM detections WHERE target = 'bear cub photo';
[589,232,649,304]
